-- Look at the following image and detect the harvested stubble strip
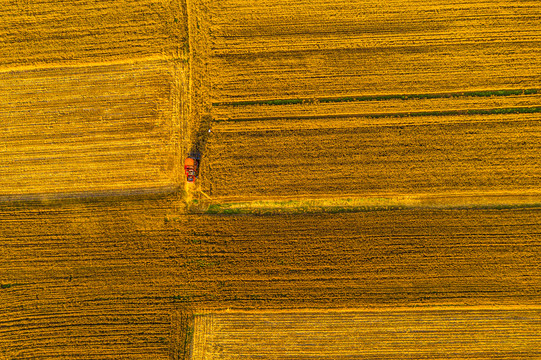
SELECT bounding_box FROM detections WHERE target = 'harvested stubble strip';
[205,113,541,201]
[191,308,541,360]
[0,0,185,68]
[0,61,179,197]
[207,0,541,102]
[209,0,541,56]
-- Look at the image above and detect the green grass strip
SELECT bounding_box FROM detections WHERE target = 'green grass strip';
[213,89,540,107]
[204,198,541,216]
[206,198,406,215]
[408,106,541,117]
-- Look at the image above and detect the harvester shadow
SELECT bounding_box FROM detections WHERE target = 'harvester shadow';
[187,114,212,163]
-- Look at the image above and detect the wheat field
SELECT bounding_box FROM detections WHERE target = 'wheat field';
[192,309,541,360]
[2,198,541,358]
[1,0,540,358]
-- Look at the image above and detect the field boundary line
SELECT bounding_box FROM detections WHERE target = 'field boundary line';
[194,305,541,314]
[210,189,541,202]
[202,192,541,215]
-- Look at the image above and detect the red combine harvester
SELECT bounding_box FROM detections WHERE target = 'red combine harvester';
[184,157,199,183]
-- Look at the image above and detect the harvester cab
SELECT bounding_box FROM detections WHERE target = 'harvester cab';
[184,157,199,183]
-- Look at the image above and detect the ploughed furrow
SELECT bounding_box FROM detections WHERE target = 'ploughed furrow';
[205,113,541,201]
[193,309,541,360]
[0,60,179,198]
[207,0,541,101]
[170,207,541,309]
[0,0,185,68]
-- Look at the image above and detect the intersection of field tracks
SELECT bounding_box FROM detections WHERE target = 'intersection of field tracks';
[1,196,541,358]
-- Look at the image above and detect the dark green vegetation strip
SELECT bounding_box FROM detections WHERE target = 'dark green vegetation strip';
[217,106,541,122]
[213,89,540,107]
[1,283,20,289]
[205,202,541,216]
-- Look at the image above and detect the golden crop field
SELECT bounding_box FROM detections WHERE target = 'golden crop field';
[192,309,541,360]
[200,0,541,206]
[0,0,188,199]
[0,0,185,67]
[2,0,541,358]
[204,112,541,201]
[207,0,541,101]
[0,60,182,198]
[0,195,185,358]
[2,198,541,358]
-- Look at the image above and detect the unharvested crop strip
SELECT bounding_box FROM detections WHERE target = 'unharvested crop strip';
[213,89,540,107]
[215,106,541,122]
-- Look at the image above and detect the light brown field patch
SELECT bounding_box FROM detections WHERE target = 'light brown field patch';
[0,60,182,198]
[191,308,541,360]
[0,0,185,68]
[204,113,541,202]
